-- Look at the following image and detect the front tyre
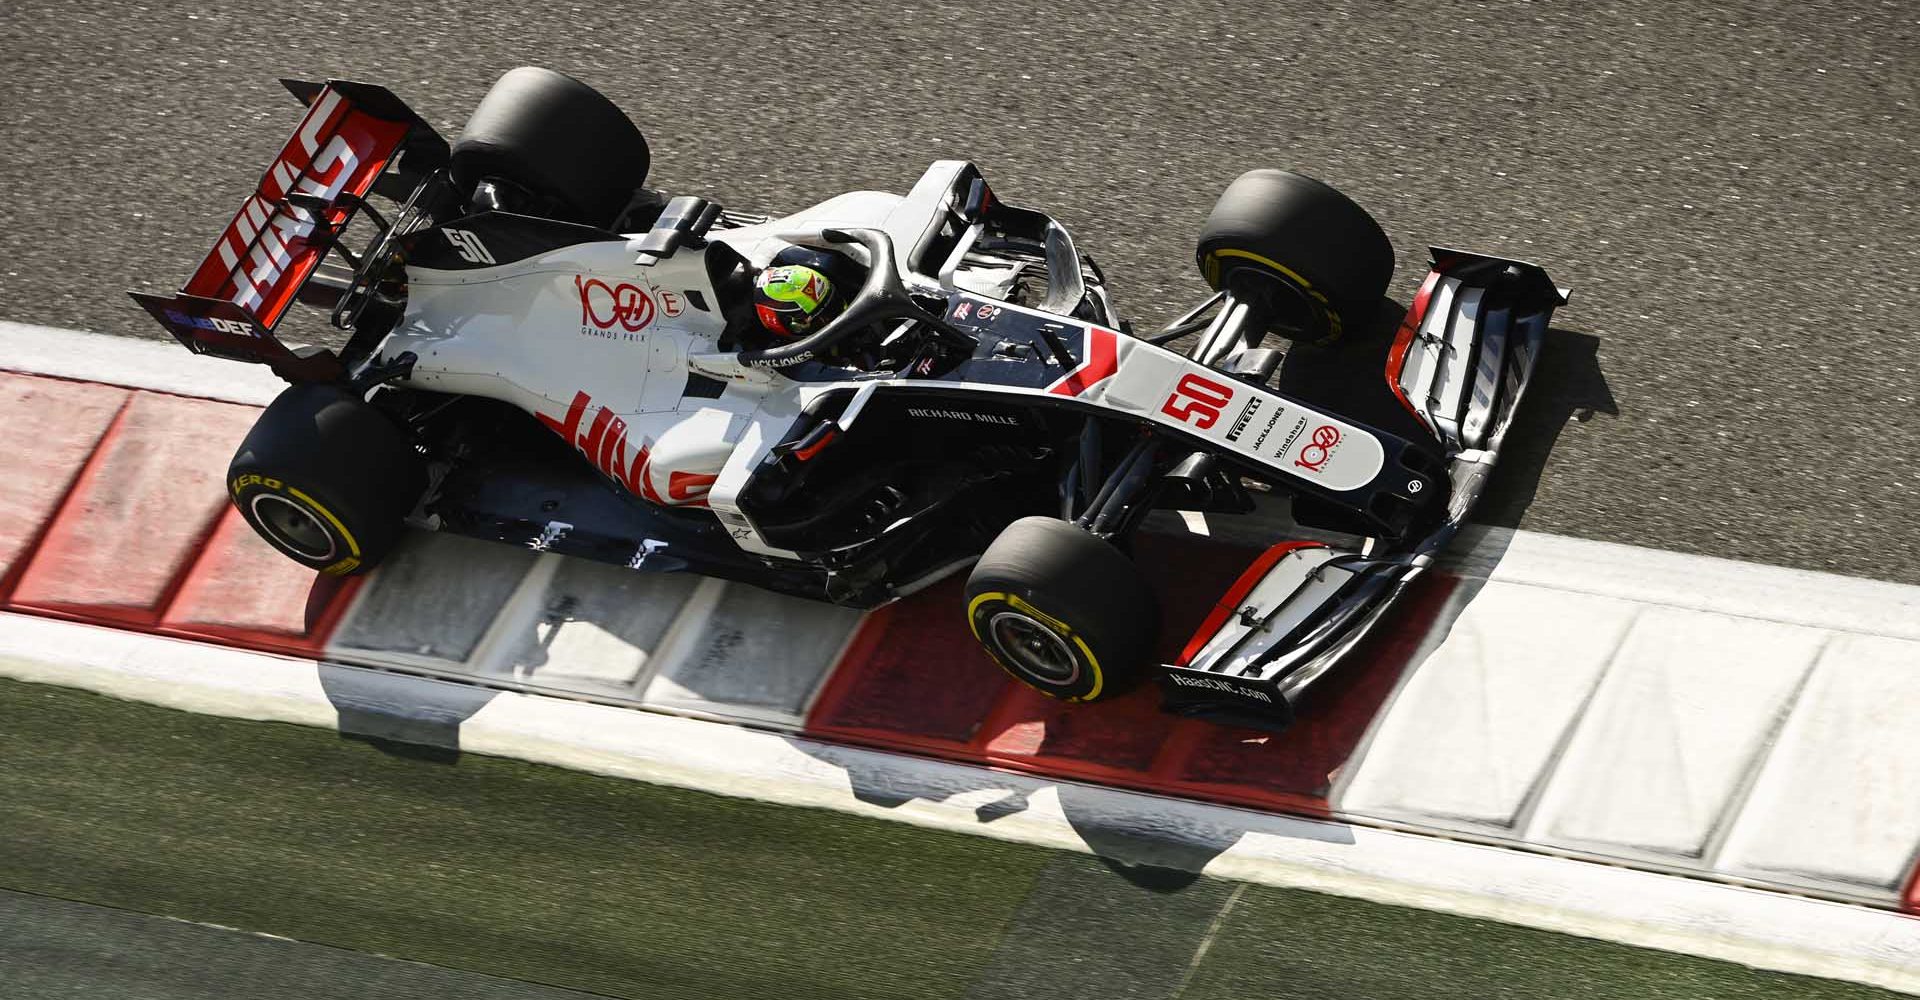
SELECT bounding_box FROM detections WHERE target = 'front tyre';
[964,517,1159,702]
[1195,169,1394,348]
[229,384,425,576]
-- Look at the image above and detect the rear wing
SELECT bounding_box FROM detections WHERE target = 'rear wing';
[129,80,445,375]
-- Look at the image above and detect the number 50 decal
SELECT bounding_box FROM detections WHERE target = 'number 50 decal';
[443,228,497,265]
[1160,373,1235,430]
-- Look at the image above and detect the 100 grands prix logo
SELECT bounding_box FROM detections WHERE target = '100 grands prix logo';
[575,275,684,340]
[1294,424,1342,472]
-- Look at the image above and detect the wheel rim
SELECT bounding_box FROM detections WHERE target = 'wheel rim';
[987,611,1080,686]
[251,494,336,561]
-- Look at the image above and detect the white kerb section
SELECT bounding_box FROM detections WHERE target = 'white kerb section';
[324,531,860,728]
[1718,633,1920,896]
[0,612,334,728]
[0,320,286,405]
[1339,582,1639,830]
[1529,608,1826,859]
[1337,527,1920,906]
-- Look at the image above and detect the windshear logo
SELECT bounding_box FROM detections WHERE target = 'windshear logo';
[576,276,656,333]
[1294,425,1342,472]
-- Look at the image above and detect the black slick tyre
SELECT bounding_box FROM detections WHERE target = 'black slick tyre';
[449,66,651,229]
[964,517,1159,702]
[1195,169,1394,348]
[229,384,425,576]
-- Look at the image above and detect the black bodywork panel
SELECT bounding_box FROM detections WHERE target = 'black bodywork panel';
[402,211,625,270]
[785,292,1450,540]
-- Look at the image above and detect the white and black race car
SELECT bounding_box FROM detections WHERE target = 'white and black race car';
[132,68,1567,729]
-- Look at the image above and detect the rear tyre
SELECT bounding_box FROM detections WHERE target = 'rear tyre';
[229,385,425,576]
[1195,169,1394,348]
[449,66,651,229]
[964,517,1159,702]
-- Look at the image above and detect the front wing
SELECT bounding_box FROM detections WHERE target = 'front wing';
[1160,249,1568,728]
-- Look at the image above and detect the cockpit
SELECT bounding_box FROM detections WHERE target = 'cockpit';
[617,160,1121,377]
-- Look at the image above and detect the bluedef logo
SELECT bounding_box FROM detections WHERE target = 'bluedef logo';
[164,311,254,337]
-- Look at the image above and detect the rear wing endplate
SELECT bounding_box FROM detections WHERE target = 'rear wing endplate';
[129,80,445,374]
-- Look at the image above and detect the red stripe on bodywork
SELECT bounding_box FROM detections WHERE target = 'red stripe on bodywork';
[578,407,615,466]
[668,470,718,505]
[535,391,590,440]
[793,427,839,462]
[1046,326,1119,396]
[1384,269,1444,431]
[635,449,664,505]
[1175,541,1327,666]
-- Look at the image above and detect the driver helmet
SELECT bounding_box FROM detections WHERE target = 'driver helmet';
[753,245,859,339]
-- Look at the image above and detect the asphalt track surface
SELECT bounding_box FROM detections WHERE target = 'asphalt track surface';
[2,679,1900,1000]
[2,1,1917,582]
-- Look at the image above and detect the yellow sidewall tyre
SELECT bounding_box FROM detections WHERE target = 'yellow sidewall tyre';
[229,384,425,577]
[964,517,1158,702]
[230,476,365,576]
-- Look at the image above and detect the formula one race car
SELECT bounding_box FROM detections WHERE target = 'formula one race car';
[131,68,1567,729]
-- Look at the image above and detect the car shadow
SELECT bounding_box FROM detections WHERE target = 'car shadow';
[783,732,1356,895]
[317,662,502,764]
[1473,325,1617,527]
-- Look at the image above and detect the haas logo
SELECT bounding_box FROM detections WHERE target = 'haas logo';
[1294,425,1342,472]
[576,276,656,332]
[534,390,712,508]
[210,90,365,313]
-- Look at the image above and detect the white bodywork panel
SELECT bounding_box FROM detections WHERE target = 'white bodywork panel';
[379,165,981,561]
[385,240,787,555]
[377,159,1394,562]
[1091,333,1386,492]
